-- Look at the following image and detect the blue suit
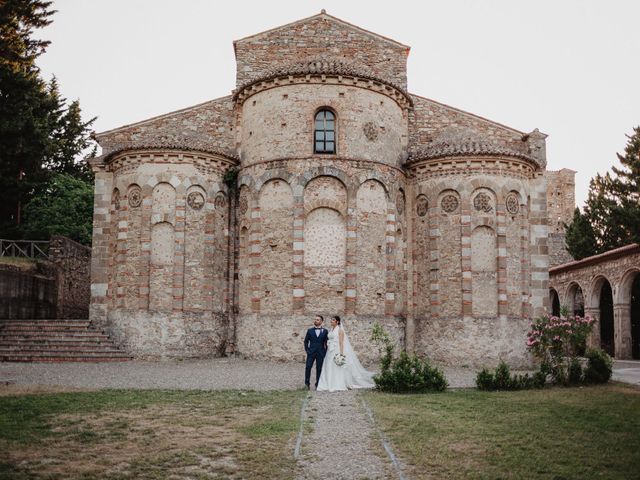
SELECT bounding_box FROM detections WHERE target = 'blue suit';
[304,326,328,387]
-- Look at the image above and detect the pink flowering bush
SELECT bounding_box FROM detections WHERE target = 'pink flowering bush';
[527,311,595,384]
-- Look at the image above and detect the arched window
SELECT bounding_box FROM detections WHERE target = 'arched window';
[314,109,335,154]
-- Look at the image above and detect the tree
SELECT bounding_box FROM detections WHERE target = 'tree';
[583,172,630,252]
[611,126,640,245]
[565,207,597,260]
[21,173,94,245]
[0,0,95,237]
[566,127,640,256]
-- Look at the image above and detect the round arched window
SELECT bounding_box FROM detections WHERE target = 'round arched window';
[314,109,335,154]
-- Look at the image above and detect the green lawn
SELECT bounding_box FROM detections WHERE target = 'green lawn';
[364,384,640,480]
[0,389,307,479]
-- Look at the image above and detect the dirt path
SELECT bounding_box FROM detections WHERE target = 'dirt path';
[295,390,400,480]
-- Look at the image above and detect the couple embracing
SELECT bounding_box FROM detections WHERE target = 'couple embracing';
[304,315,375,392]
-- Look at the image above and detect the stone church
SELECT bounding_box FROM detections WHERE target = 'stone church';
[89,11,572,366]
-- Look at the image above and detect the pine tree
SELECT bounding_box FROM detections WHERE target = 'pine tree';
[0,0,95,236]
[583,172,630,252]
[611,126,640,245]
[565,207,598,260]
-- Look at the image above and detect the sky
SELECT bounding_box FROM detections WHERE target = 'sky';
[36,0,640,206]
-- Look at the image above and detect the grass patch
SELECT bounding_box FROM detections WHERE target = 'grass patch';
[0,389,306,479]
[364,383,640,480]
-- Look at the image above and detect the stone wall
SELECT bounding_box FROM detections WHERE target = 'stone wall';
[545,169,576,266]
[0,262,56,319]
[95,97,236,158]
[239,84,407,167]
[0,236,90,320]
[233,12,409,90]
[545,169,576,233]
[549,233,574,267]
[407,156,545,367]
[89,150,236,358]
[549,244,640,360]
[233,158,406,361]
[408,95,545,167]
[49,235,91,319]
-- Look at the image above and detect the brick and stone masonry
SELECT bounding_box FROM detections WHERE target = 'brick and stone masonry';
[89,11,563,366]
[550,244,640,361]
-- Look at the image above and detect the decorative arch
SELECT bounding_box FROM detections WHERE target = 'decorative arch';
[616,268,640,360]
[259,178,294,313]
[303,206,346,313]
[549,288,560,317]
[151,182,176,226]
[356,174,391,196]
[471,225,498,317]
[304,175,348,216]
[565,282,585,317]
[300,167,351,190]
[616,268,640,304]
[587,275,613,309]
[183,185,208,312]
[589,276,615,356]
[149,221,175,311]
[355,179,387,314]
[254,172,295,193]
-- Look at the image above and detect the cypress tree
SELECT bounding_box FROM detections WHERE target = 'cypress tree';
[565,207,598,260]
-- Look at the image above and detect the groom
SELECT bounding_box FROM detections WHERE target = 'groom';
[304,315,328,389]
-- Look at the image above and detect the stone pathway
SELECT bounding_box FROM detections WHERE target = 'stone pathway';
[0,358,478,391]
[613,360,640,386]
[295,390,399,480]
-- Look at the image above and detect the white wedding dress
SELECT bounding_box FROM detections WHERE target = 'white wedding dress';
[317,325,376,392]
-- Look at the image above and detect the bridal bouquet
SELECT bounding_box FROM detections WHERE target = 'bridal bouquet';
[333,353,347,367]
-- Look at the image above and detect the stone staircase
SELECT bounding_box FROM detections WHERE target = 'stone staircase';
[0,319,131,362]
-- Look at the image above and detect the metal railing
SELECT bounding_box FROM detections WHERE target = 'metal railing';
[0,239,50,259]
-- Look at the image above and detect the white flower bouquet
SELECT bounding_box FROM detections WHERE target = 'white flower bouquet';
[333,353,347,367]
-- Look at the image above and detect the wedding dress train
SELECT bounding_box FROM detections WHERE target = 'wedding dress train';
[317,325,375,392]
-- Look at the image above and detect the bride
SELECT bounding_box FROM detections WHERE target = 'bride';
[317,316,375,392]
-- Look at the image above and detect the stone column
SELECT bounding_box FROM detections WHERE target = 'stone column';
[528,172,549,318]
[292,183,305,313]
[384,207,396,316]
[614,303,632,359]
[250,198,261,314]
[429,195,439,318]
[405,185,416,353]
[585,307,600,350]
[496,195,508,316]
[173,184,186,312]
[88,159,113,328]
[345,191,357,315]
[460,194,472,316]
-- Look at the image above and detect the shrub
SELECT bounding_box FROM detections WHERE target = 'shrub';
[584,348,613,384]
[371,323,448,393]
[527,311,595,385]
[475,361,545,391]
[476,368,495,391]
[568,357,583,385]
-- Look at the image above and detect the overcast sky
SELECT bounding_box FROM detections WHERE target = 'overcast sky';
[36,0,640,206]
